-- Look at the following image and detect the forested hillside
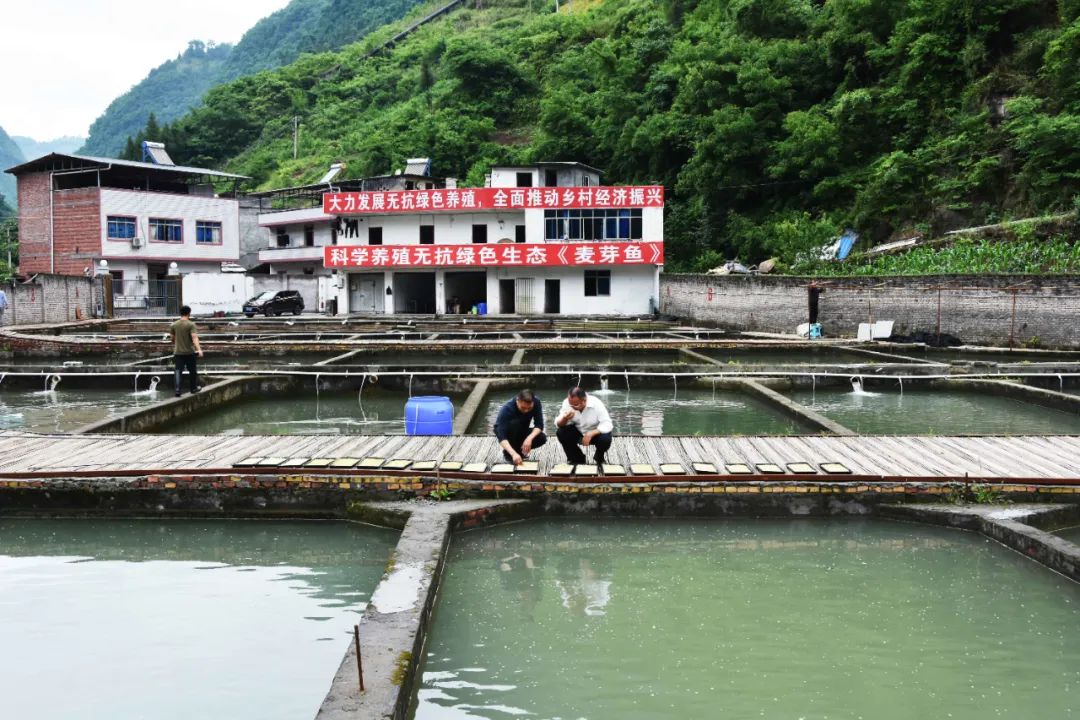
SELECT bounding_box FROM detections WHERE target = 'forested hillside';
[13,135,85,158]
[0,125,25,208]
[123,0,1080,271]
[80,0,425,157]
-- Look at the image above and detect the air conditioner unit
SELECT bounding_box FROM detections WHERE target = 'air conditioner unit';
[130,236,144,249]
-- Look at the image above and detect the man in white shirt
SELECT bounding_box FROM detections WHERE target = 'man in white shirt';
[555,386,614,466]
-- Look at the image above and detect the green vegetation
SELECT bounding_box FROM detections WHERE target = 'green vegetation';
[119,0,1080,270]
[0,125,25,209]
[793,234,1080,276]
[83,0,426,157]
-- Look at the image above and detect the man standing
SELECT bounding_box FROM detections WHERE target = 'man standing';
[494,389,547,465]
[0,286,8,325]
[169,305,202,397]
[555,386,614,466]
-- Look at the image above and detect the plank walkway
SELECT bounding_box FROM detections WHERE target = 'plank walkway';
[0,431,1077,483]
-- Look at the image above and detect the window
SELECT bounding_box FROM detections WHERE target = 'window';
[304,225,315,247]
[581,174,593,186]
[516,172,533,188]
[515,225,526,243]
[472,224,487,244]
[420,225,435,244]
[368,226,383,245]
[149,218,183,242]
[107,216,136,240]
[584,270,610,297]
[544,170,558,187]
[275,228,289,248]
[544,209,643,241]
[195,221,222,244]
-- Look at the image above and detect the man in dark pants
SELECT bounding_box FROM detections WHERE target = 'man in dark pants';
[169,305,203,397]
[555,386,614,466]
[494,389,547,465]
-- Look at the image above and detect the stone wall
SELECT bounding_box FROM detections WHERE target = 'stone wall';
[660,274,1080,348]
[2,274,100,326]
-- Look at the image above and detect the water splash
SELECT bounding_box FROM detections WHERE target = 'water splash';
[672,374,678,399]
[850,376,879,396]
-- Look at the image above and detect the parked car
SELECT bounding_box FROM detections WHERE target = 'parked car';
[243,290,304,317]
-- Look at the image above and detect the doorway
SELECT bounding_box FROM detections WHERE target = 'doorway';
[392,272,436,314]
[443,271,487,314]
[499,279,515,314]
[544,279,560,314]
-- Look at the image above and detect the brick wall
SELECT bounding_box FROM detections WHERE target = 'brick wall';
[2,275,100,326]
[660,274,1080,348]
[17,172,50,274]
[16,173,101,276]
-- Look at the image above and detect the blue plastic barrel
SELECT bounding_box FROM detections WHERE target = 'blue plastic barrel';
[477,302,488,315]
[404,396,454,435]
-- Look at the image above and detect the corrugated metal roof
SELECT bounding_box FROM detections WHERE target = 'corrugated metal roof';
[4,152,248,179]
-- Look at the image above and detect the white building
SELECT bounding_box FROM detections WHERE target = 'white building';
[323,162,664,316]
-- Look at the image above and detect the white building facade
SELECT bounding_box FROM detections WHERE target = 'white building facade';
[323,163,664,316]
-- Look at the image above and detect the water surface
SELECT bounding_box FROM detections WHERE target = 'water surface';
[412,518,1080,720]
[167,388,464,435]
[0,388,166,432]
[788,387,1080,434]
[468,387,807,435]
[0,519,397,720]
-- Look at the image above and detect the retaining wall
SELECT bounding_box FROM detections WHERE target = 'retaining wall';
[1,274,100,327]
[660,274,1080,348]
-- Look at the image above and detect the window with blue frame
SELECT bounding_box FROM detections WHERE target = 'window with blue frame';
[149,218,183,242]
[196,221,222,244]
[107,216,136,240]
[544,209,642,241]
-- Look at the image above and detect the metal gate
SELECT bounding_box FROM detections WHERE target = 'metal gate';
[109,277,181,316]
[515,278,534,314]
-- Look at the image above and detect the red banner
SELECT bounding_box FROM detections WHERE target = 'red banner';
[324,242,664,269]
[323,186,664,215]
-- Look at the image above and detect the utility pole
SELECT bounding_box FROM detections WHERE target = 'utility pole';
[293,116,301,159]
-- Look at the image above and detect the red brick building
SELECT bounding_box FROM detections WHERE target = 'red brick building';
[5,153,246,280]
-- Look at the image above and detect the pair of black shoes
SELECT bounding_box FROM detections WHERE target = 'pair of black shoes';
[175,386,203,397]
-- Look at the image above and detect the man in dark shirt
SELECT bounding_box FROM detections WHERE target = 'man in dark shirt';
[169,305,203,397]
[494,389,547,465]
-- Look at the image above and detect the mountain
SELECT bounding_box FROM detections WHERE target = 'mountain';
[0,125,25,208]
[80,0,425,157]
[80,41,233,157]
[103,0,1080,270]
[13,135,86,159]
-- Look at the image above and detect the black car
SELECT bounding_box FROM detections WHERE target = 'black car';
[243,290,304,317]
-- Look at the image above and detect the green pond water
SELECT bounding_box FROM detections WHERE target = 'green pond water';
[1055,525,1080,545]
[410,518,1080,720]
[788,387,1080,435]
[702,347,870,365]
[197,352,338,368]
[0,519,397,720]
[345,351,514,366]
[467,388,807,435]
[522,350,685,366]
[884,348,1080,364]
[0,388,165,432]
[166,388,465,435]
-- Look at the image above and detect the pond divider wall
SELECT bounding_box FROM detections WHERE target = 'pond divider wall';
[737,378,856,435]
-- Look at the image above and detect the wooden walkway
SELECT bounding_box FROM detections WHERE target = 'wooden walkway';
[0,431,1077,483]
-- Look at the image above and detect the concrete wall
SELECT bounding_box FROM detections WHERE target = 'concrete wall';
[182,273,254,315]
[2,274,99,326]
[660,274,1080,348]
